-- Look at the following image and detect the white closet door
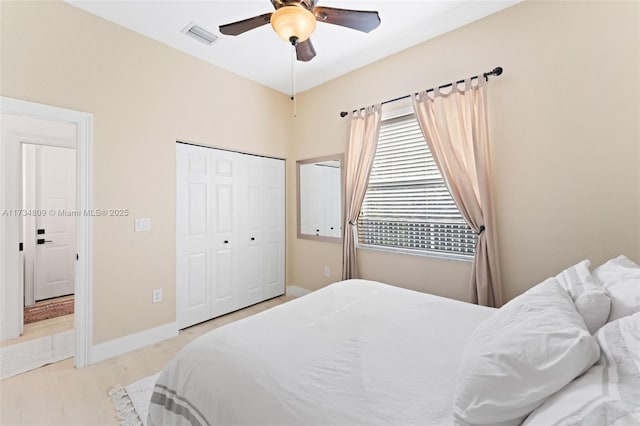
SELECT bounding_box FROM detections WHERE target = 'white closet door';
[176,144,212,329]
[243,155,265,306]
[263,157,285,299]
[211,150,244,317]
[177,144,285,328]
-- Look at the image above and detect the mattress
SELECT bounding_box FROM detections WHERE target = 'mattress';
[149,279,495,426]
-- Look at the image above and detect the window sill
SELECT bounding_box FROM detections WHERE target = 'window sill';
[356,243,474,263]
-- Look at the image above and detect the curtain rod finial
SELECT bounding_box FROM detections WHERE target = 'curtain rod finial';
[492,66,503,76]
[340,111,348,118]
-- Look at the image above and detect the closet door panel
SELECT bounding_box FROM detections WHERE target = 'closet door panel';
[243,156,265,305]
[186,254,207,307]
[215,185,234,234]
[245,241,263,305]
[212,151,243,317]
[177,145,213,329]
[263,158,285,299]
[214,249,233,301]
[185,183,209,311]
[212,182,233,308]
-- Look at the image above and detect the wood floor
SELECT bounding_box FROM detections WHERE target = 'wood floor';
[0,295,293,426]
[0,313,74,349]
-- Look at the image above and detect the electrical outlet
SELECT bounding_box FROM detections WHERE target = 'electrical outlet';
[152,288,163,304]
[324,266,331,277]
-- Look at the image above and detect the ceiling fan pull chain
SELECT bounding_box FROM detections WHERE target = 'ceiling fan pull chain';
[291,43,297,118]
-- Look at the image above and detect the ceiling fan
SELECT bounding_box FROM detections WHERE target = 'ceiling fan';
[219,0,381,62]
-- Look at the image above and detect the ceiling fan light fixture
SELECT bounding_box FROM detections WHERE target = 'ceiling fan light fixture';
[270,5,316,45]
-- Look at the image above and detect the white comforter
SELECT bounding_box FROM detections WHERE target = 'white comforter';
[148,279,495,426]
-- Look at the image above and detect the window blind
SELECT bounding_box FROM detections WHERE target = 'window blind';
[358,114,477,257]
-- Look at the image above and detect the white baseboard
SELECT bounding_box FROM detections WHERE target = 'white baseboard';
[89,322,178,365]
[0,330,74,379]
[286,285,312,298]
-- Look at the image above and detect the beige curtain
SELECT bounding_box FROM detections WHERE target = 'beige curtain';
[412,78,502,307]
[342,104,382,280]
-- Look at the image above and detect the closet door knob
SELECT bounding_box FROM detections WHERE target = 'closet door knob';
[250,237,255,241]
[224,240,229,244]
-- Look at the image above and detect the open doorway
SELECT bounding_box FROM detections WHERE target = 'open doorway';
[0,97,92,375]
[0,116,76,377]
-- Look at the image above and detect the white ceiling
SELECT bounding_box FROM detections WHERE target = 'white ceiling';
[65,1,520,95]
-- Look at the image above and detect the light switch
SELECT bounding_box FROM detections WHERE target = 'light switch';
[135,218,151,232]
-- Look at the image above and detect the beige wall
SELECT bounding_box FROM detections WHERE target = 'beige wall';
[0,1,291,344]
[288,0,640,302]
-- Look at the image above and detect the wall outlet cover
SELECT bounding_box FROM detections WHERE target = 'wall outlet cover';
[152,288,163,303]
[135,218,151,232]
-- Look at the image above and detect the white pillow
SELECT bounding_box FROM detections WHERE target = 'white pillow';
[554,259,611,334]
[592,255,640,321]
[523,312,640,425]
[453,278,600,426]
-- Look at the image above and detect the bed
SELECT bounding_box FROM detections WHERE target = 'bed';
[149,256,640,426]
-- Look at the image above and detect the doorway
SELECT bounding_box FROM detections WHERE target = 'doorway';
[0,116,76,378]
[0,97,92,370]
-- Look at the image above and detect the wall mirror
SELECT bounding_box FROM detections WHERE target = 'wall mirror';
[297,154,344,243]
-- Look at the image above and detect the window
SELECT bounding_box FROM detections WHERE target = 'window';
[357,113,477,258]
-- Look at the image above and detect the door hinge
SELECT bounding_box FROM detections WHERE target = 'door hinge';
[76,253,79,261]
[19,242,23,252]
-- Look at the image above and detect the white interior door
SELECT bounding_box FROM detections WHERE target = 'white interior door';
[211,149,243,317]
[176,144,213,329]
[243,155,265,306]
[263,157,285,299]
[33,145,76,301]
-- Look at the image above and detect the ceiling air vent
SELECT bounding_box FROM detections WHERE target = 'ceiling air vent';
[182,23,218,45]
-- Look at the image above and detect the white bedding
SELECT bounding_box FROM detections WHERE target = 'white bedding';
[523,312,640,425]
[148,279,495,426]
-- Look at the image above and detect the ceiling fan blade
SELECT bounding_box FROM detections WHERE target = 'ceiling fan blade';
[219,12,272,36]
[314,7,381,33]
[271,0,318,10]
[295,38,316,62]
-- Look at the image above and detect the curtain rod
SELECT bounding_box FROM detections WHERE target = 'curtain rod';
[339,66,503,118]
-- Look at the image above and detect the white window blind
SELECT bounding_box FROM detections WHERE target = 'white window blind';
[357,113,477,257]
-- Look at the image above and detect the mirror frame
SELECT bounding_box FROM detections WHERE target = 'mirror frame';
[296,154,344,243]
